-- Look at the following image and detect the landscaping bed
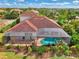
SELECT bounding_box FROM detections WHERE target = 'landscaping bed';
[0,42,78,59]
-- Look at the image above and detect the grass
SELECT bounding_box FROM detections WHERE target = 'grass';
[0,52,23,59]
[5,52,23,59]
[0,33,4,42]
[0,52,79,59]
[0,52,36,59]
[50,55,79,59]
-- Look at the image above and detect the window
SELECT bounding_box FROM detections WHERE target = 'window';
[23,36,25,39]
[6,36,10,43]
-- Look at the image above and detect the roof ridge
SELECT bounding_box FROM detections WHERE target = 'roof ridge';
[25,20,38,31]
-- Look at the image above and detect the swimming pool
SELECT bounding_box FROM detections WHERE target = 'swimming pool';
[40,37,62,45]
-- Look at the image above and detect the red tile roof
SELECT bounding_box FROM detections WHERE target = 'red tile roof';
[29,16,61,29]
[7,11,61,32]
[26,20,38,31]
[7,21,36,32]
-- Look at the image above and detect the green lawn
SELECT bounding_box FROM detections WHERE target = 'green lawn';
[0,52,23,59]
[50,55,79,59]
[0,52,79,59]
[0,33,4,42]
[5,52,23,59]
[0,52,35,59]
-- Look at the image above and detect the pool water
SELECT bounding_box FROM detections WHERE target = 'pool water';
[41,37,62,45]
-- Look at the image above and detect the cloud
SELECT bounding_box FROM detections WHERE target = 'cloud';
[63,2,70,4]
[0,0,78,8]
[13,2,17,5]
[40,2,70,6]
[0,3,3,5]
[4,3,11,6]
[73,0,79,3]
[0,2,10,5]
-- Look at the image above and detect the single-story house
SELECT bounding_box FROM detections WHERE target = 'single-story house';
[3,10,70,46]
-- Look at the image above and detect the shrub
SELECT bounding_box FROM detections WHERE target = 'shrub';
[28,46,32,53]
[54,41,70,56]
[75,44,79,50]
[45,46,51,52]
[16,18,20,24]
[37,46,46,55]
[31,45,37,52]
[0,42,4,46]
[6,44,12,49]
[0,29,3,33]
[16,45,20,49]
[63,24,76,35]
[50,46,59,53]
[11,20,17,27]
[64,50,72,56]
[71,33,79,45]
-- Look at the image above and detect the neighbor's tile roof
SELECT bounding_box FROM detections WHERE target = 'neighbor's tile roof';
[21,11,38,18]
[0,22,5,28]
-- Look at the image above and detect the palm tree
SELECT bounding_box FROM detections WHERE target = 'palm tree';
[4,10,19,19]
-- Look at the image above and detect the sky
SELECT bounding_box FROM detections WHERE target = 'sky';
[0,0,79,8]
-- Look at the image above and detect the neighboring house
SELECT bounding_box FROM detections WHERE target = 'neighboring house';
[4,11,70,46]
[0,20,15,28]
[75,16,79,19]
